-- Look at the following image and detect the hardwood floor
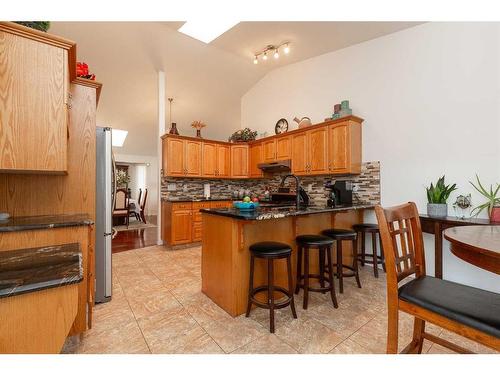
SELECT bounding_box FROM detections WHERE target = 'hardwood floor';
[112,216,158,254]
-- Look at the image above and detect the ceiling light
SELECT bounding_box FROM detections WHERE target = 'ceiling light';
[178,20,239,44]
[274,49,279,59]
[263,51,268,61]
[253,56,258,64]
[284,43,290,54]
[111,129,128,147]
[252,42,290,65]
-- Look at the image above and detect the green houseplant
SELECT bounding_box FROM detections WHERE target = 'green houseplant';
[229,128,257,143]
[14,21,51,32]
[425,176,457,217]
[469,174,500,222]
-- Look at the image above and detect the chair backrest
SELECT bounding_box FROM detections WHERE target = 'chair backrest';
[140,188,148,210]
[115,188,128,210]
[375,202,426,292]
[137,188,142,206]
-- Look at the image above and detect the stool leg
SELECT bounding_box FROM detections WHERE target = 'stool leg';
[268,258,275,333]
[303,247,310,309]
[353,237,362,289]
[337,241,344,294]
[287,255,298,319]
[295,245,302,294]
[379,233,386,272]
[326,245,338,308]
[245,254,255,317]
[319,246,326,292]
[360,231,366,266]
[372,232,379,278]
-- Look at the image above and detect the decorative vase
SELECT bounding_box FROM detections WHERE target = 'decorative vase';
[169,122,179,135]
[427,203,448,217]
[490,206,500,223]
[196,129,202,138]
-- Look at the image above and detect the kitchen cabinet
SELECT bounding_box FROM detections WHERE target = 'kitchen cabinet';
[171,209,193,244]
[163,137,202,177]
[202,142,217,177]
[231,145,248,178]
[185,140,202,177]
[262,139,276,162]
[249,143,263,178]
[308,127,329,175]
[0,22,76,174]
[216,144,231,178]
[291,132,308,175]
[276,136,291,160]
[328,120,362,174]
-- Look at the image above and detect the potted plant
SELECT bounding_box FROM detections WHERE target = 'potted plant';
[229,128,257,143]
[469,174,500,222]
[425,176,457,217]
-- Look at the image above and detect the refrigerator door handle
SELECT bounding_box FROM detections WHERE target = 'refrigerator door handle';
[111,151,117,212]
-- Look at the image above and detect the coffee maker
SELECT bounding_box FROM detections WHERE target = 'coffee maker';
[325,180,353,207]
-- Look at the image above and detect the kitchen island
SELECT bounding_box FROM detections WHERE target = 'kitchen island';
[200,204,374,316]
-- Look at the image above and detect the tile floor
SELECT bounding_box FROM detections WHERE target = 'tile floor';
[63,245,496,354]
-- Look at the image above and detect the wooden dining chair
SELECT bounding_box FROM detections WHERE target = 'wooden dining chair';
[375,202,500,354]
[139,188,148,224]
[130,188,142,222]
[113,188,130,227]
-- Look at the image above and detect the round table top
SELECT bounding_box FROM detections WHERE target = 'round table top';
[444,225,500,274]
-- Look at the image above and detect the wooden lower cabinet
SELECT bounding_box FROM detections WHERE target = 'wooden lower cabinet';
[162,201,233,246]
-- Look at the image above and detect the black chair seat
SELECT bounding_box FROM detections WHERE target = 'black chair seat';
[296,234,334,246]
[322,228,357,240]
[352,223,379,231]
[249,241,291,257]
[399,276,500,339]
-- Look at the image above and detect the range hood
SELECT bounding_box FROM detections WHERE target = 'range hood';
[258,159,291,172]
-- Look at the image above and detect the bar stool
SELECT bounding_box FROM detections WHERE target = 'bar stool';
[352,223,385,278]
[245,241,297,333]
[321,228,361,293]
[295,234,338,310]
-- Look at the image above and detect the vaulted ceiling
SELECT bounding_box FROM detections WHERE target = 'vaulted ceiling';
[50,22,420,156]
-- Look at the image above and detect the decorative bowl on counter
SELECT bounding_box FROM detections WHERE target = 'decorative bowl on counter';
[233,201,260,210]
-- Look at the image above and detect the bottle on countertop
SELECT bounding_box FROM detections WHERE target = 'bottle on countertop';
[264,186,270,201]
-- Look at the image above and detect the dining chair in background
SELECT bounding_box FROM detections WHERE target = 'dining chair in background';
[375,202,500,354]
[113,188,130,227]
[139,188,148,224]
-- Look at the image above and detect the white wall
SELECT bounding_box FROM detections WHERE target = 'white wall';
[241,23,500,292]
[114,153,159,215]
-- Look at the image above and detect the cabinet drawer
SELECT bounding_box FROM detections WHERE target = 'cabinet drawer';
[172,202,193,211]
[193,211,203,222]
[192,222,203,242]
[192,201,211,210]
[210,201,232,208]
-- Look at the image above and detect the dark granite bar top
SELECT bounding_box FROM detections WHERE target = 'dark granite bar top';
[0,213,93,232]
[0,243,83,299]
[162,197,237,203]
[200,204,375,221]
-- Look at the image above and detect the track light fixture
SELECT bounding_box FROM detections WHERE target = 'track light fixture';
[252,42,290,64]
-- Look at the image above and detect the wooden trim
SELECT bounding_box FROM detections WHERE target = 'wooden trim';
[73,77,103,105]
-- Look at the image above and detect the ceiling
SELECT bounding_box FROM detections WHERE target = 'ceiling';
[50,21,421,156]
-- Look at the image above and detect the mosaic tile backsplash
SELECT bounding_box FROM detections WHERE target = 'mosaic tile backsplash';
[161,161,380,206]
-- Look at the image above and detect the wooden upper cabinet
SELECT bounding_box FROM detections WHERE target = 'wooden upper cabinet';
[262,139,276,162]
[276,136,291,160]
[216,144,231,178]
[231,145,249,178]
[185,140,202,176]
[0,22,76,174]
[249,143,263,178]
[165,137,185,176]
[329,120,362,174]
[291,132,308,175]
[202,142,217,177]
[308,127,329,175]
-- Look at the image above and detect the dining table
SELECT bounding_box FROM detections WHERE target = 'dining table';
[443,225,500,275]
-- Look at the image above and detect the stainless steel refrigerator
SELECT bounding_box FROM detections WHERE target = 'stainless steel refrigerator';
[95,127,115,303]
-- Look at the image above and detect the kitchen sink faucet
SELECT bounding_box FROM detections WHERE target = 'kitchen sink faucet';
[280,174,301,210]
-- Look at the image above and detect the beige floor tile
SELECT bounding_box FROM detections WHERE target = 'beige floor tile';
[119,274,165,297]
[201,315,269,353]
[92,297,136,332]
[231,334,298,354]
[183,292,233,325]
[127,288,182,320]
[329,338,377,354]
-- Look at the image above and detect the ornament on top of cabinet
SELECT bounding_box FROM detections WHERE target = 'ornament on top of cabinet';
[168,98,179,135]
[191,121,206,138]
[76,62,96,80]
[275,118,288,134]
[293,116,312,129]
[331,99,352,120]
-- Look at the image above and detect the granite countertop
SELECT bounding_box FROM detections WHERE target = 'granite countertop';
[200,204,375,221]
[0,243,83,299]
[163,197,237,203]
[0,213,93,232]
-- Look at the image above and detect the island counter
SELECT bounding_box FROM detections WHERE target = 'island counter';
[200,204,374,316]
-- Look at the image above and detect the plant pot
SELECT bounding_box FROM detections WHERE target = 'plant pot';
[490,206,500,223]
[427,203,448,217]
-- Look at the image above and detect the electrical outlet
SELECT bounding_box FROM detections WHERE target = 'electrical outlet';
[167,183,177,191]
[308,183,313,192]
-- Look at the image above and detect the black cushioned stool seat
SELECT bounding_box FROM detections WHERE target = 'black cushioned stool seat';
[399,276,500,339]
[295,234,338,309]
[322,228,361,293]
[246,241,297,333]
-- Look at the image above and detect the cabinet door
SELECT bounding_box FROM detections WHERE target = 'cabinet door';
[185,140,202,177]
[291,133,308,175]
[276,136,291,160]
[249,143,263,178]
[231,145,248,178]
[308,127,329,175]
[165,138,185,176]
[202,142,217,177]
[171,210,192,244]
[329,123,349,173]
[217,145,231,178]
[262,139,276,162]
[0,31,68,173]
[192,222,203,242]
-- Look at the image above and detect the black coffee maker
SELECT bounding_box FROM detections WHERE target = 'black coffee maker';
[325,180,353,207]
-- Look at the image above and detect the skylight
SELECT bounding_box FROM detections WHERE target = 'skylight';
[178,20,239,44]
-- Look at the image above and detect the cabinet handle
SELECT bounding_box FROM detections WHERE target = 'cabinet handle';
[66,92,73,109]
